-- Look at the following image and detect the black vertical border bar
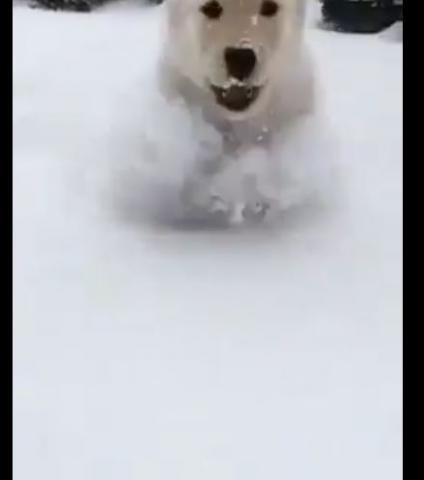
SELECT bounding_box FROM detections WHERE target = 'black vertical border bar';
[6,1,13,480]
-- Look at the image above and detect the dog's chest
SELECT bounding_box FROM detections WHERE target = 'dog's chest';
[205,114,275,156]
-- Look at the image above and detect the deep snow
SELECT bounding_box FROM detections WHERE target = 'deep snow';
[13,1,402,479]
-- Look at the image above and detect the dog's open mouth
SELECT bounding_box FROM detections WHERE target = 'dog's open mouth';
[210,84,261,112]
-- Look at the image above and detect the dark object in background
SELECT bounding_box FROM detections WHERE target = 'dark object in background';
[33,0,164,12]
[320,0,403,33]
[33,0,101,11]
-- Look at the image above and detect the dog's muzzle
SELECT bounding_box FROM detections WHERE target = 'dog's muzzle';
[210,84,261,112]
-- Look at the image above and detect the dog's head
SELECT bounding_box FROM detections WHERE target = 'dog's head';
[165,0,306,119]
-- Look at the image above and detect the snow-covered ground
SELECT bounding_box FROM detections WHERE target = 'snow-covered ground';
[13,1,402,479]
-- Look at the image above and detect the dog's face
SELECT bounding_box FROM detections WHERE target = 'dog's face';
[166,0,305,119]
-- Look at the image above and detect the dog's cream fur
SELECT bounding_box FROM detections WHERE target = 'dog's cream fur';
[159,0,316,219]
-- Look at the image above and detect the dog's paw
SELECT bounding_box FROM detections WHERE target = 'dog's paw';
[242,201,270,223]
[181,181,233,223]
[209,194,231,213]
[205,195,233,223]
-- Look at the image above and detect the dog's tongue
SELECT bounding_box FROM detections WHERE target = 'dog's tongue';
[224,86,248,102]
[211,83,257,111]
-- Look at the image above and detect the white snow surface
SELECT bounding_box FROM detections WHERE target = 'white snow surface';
[13,1,402,480]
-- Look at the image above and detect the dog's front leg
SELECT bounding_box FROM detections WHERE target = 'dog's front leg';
[238,147,282,222]
[240,174,272,222]
[180,157,235,220]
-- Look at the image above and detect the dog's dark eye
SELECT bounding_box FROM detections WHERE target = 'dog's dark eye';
[200,0,223,20]
[260,0,279,17]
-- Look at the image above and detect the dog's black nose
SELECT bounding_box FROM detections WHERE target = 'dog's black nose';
[224,47,256,81]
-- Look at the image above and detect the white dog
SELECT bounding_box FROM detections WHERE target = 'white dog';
[159,0,316,222]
